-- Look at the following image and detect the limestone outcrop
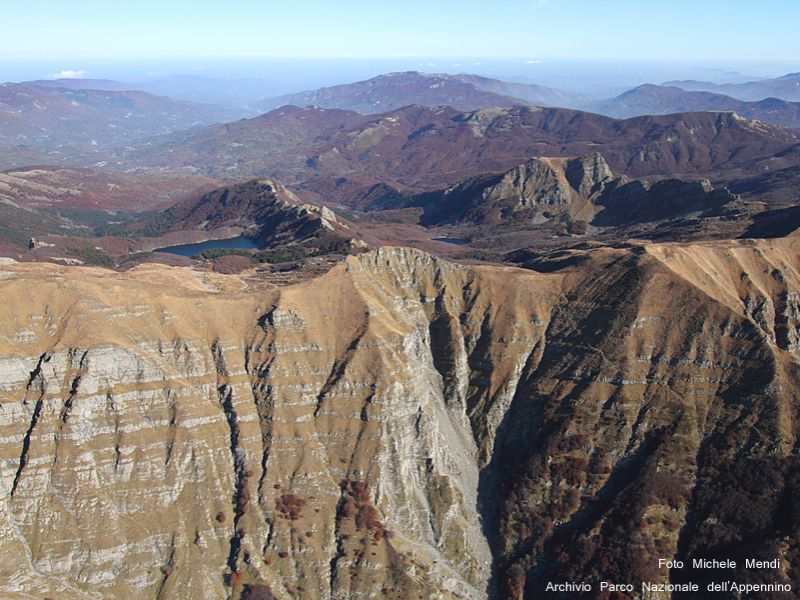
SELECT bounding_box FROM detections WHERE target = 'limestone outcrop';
[0,242,799,598]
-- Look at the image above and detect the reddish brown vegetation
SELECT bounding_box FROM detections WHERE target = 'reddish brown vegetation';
[337,479,392,540]
[505,563,526,598]
[212,255,253,274]
[276,493,306,520]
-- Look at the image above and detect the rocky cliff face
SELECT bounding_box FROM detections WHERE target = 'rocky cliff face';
[127,178,356,250]
[408,154,614,226]
[395,153,743,242]
[1,242,799,599]
[473,154,613,215]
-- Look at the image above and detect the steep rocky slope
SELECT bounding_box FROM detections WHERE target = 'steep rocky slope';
[402,153,614,226]
[368,153,750,244]
[1,241,799,598]
[124,178,358,251]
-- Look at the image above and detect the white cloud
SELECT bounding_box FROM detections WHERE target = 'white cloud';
[47,69,86,79]
[525,59,543,64]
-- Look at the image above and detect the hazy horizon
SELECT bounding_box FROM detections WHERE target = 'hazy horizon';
[2,57,799,102]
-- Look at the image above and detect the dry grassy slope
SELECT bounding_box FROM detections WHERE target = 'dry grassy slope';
[0,240,798,599]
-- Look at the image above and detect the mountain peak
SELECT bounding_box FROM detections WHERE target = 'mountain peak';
[380,70,434,78]
[564,152,614,197]
[254,71,588,115]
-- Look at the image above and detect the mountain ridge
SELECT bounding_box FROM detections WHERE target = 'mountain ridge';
[663,71,800,101]
[123,104,800,202]
[130,178,356,249]
[593,83,800,129]
[0,82,242,168]
[255,71,587,114]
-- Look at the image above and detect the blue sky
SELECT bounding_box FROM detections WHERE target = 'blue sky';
[4,0,799,61]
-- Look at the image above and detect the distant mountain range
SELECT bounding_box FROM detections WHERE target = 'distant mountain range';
[23,76,276,109]
[256,71,588,113]
[7,72,800,176]
[123,104,800,203]
[0,82,242,168]
[3,70,800,253]
[663,72,800,102]
[253,70,800,132]
[591,84,800,130]
[22,78,137,92]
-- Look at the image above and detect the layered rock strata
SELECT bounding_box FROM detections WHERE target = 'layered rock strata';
[0,242,798,599]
